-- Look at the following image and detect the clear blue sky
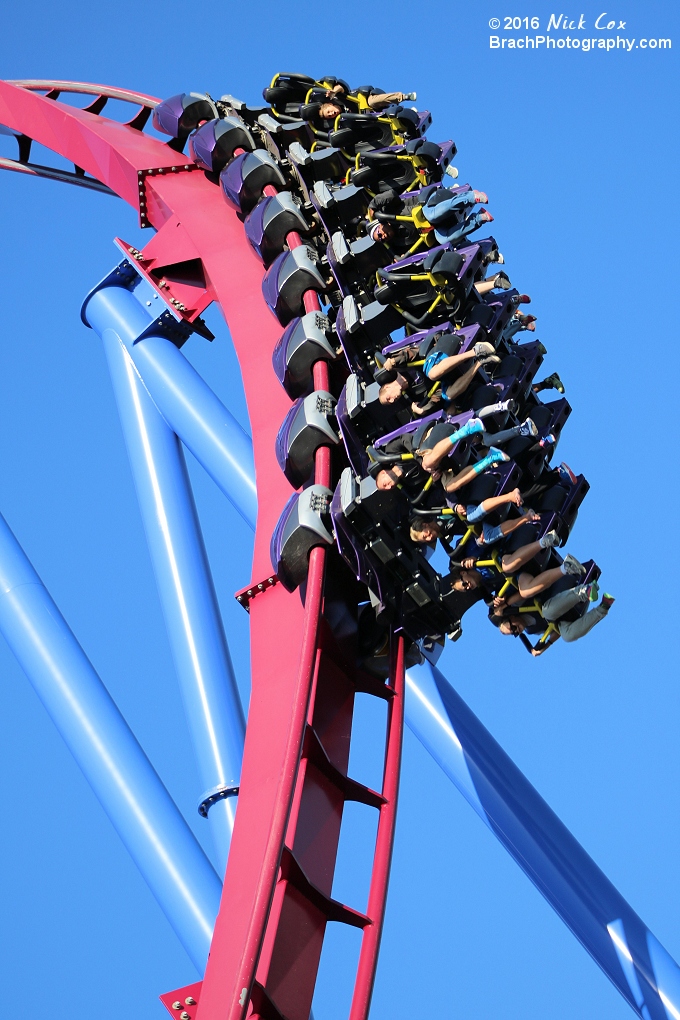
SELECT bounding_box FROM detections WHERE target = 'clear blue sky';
[0,2,678,1017]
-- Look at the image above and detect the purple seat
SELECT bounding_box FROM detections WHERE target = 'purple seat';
[446,241,487,291]
[533,473,590,543]
[325,111,394,154]
[374,244,474,328]
[543,397,571,437]
[398,138,456,180]
[350,138,456,192]
[382,322,457,358]
[220,149,287,213]
[373,409,464,449]
[380,104,432,140]
[189,117,256,174]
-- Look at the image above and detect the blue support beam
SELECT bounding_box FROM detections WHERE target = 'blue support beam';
[405,661,680,1020]
[123,332,256,530]
[83,277,245,875]
[0,512,221,972]
[123,321,680,1017]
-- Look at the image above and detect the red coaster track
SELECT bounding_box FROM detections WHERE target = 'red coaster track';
[0,79,404,1020]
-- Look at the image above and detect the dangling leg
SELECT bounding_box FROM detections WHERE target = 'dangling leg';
[557,596,613,642]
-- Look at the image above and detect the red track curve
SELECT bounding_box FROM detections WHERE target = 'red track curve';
[0,80,404,1020]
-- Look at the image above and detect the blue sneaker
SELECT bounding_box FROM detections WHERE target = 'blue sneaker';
[487,446,510,464]
[452,417,485,441]
[472,447,510,475]
[518,418,538,438]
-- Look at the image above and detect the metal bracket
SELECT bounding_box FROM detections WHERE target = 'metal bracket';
[137,163,200,228]
[82,255,213,346]
[114,240,215,341]
[159,981,202,1020]
[197,783,239,818]
[235,575,278,612]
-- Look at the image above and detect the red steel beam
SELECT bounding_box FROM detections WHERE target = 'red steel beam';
[0,80,404,1020]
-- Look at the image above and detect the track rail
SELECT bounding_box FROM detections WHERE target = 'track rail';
[0,78,404,1019]
[6,80,159,106]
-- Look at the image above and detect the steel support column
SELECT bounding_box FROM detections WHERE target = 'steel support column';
[83,281,245,874]
[123,331,256,529]
[0,511,221,971]
[405,660,680,1020]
